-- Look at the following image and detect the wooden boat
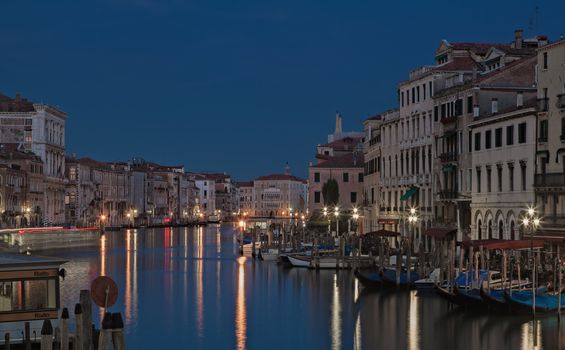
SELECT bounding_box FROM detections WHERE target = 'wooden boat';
[259,249,279,261]
[479,280,532,311]
[504,289,565,314]
[286,255,311,268]
[414,268,441,291]
[354,269,383,288]
[435,284,458,304]
[381,268,420,287]
[0,227,101,253]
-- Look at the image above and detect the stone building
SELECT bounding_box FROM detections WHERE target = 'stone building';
[534,38,565,238]
[235,181,255,216]
[254,167,307,218]
[0,93,67,224]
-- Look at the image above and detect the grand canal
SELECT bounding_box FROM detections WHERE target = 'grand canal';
[51,225,565,349]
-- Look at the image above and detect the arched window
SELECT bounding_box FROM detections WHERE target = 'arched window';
[510,221,516,240]
[498,220,504,239]
[477,219,482,239]
[488,220,493,239]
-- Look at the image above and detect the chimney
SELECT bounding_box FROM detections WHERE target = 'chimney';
[514,29,523,49]
[537,35,548,48]
[473,106,480,117]
[335,112,342,134]
[491,98,498,114]
[517,92,524,107]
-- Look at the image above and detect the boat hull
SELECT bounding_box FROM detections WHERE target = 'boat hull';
[355,270,382,288]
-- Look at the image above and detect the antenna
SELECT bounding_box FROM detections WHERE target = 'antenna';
[528,4,539,34]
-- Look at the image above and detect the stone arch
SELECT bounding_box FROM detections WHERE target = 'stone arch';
[507,211,517,240]
[494,210,505,239]
[484,210,494,240]
[474,211,483,240]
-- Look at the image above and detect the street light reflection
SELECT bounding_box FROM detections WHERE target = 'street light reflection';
[236,256,247,350]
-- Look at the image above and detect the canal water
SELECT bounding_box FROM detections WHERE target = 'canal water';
[50,225,565,349]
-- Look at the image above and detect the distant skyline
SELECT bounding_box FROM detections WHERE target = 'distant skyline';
[1,1,564,180]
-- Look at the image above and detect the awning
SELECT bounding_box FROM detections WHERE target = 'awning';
[461,239,546,250]
[556,148,565,162]
[423,227,457,238]
[442,164,455,173]
[365,229,400,237]
[400,186,418,201]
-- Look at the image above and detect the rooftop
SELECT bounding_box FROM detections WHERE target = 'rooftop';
[311,152,364,169]
[255,174,306,183]
[0,252,67,269]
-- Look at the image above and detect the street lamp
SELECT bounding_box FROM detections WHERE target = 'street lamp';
[334,206,340,237]
[522,206,541,318]
[323,206,329,235]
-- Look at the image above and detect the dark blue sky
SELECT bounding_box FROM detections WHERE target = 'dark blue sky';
[1,1,563,180]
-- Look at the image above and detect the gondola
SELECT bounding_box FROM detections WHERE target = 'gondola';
[354,269,383,288]
[381,268,420,288]
[504,289,564,314]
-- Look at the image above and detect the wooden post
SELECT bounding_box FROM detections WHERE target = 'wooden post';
[251,227,256,259]
[79,290,92,350]
[502,250,507,291]
[111,313,126,350]
[396,239,402,287]
[40,320,53,350]
[74,303,84,350]
[379,238,385,273]
[517,255,522,291]
[98,312,112,350]
[418,242,425,279]
[4,332,10,350]
[558,244,562,323]
[406,237,412,281]
[24,322,31,350]
[61,307,69,350]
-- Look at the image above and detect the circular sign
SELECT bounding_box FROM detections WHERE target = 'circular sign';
[90,276,118,308]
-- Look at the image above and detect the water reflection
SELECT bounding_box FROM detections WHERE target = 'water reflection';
[236,256,247,350]
[46,225,565,349]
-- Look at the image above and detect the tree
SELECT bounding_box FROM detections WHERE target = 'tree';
[322,178,339,206]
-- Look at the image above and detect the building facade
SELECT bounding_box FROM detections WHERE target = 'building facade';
[534,39,565,238]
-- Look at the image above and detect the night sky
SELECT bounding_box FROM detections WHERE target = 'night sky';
[1,1,563,180]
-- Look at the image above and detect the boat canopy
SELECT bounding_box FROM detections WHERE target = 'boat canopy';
[364,229,400,237]
[461,239,545,250]
[423,227,457,238]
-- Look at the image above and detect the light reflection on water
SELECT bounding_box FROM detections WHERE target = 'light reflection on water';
[46,225,565,349]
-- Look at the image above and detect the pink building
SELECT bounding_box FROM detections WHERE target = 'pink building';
[308,115,364,214]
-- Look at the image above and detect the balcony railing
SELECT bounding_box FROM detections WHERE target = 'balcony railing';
[558,94,565,109]
[440,115,457,125]
[438,190,458,200]
[534,173,565,187]
[538,98,549,112]
[439,152,458,163]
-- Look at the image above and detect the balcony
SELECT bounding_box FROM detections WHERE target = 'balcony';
[439,152,458,163]
[440,115,457,125]
[438,190,458,200]
[534,173,565,187]
[558,94,565,109]
[538,98,549,112]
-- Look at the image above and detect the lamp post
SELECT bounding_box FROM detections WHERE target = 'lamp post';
[323,207,329,235]
[334,206,340,237]
[407,207,419,249]
[352,207,360,235]
[522,206,541,319]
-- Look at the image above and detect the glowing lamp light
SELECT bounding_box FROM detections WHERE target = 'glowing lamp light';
[522,218,530,227]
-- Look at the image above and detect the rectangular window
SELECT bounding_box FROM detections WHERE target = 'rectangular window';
[314,172,320,183]
[434,106,439,122]
[543,52,548,69]
[562,118,565,139]
[508,164,514,191]
[358,173,364,182]
[518,122,527,143]
[423,84,426,99]
[474,132,481,151]
[467,96,473,114]
[476,168,481,193]
[441,104,446,119]
[521,164,527,191]
[412,87,415,103]
[507,125,514,145]
[350,192,357,203]
[343,172,349,182]
[429,81,433,97]
[371,188,374,204]
[314,191,321,203]
[406,90,410,105]
[468,168,472,192]
[468,131,472,152]
[497,166,503,192]
[539,120,548,142]
[486,167,492,192]
[455,99,463,116]
[495,128,502,147]
[485,130,492,149]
